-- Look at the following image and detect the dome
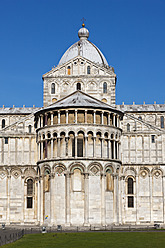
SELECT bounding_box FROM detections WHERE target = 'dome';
[58,25,108,67]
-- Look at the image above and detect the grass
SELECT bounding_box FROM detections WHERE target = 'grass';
[2,232,165,248]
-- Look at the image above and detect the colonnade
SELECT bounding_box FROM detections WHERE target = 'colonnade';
[37,130,121,161]
[36,109,121,128]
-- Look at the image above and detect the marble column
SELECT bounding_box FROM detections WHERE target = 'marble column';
[66,110,68,124]
[101,173,106,226]
[51,139,53,158]
[65,172,71,226]
[45,113,48,126]
[113,114,116,127]
[93,110,96,124]
[85,110,87,124]
[51,112,54,125]
[84,173,89,226]
[58,111,60,124]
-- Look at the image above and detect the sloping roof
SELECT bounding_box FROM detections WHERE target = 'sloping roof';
[117,104,165,112]
[0,107,40,115]
[36,91,123,115]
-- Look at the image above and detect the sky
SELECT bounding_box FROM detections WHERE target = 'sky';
[0,0,165,107]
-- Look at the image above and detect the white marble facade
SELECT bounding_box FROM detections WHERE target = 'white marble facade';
[0,25,165,227]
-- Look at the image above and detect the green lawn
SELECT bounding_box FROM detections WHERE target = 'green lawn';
[2,232,165,248]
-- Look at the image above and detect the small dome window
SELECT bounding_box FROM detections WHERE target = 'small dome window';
[103,82,107,93]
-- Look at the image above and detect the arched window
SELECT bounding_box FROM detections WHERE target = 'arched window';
[128,178,133,194]
[87,66,90,74]
[77,82,81,90]
[27,179,33,208]
[28,125,32,133]
[27,179,33,195]
[77,132,84,157]
[67,66,71,75]
[161,116,164,128]
[103,82,107,93]
[2,119,5,128]
[51,83,55,94]
[127,178,134,208]
[127,123,130,132]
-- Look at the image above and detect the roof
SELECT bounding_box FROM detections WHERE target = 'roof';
[36,91,123,115]
[58,26,108,67]
[117,104,165,112]
[0,107,40,115]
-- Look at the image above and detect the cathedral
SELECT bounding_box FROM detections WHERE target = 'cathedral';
[0,24,164,227]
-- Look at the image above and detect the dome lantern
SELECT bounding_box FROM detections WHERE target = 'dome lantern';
[78,24,89,40]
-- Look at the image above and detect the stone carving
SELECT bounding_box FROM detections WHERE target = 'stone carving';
[0,170,7,179]
[11,170,21,179]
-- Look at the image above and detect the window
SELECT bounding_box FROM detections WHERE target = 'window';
[27,197,33,208]
[77,138,83,157]
[27,179,33,208]
[87,66,90,74]
[151,135,155,143]
[138,116,142,120]
[77,83,81,90]
[27,179,33,195]
[127,123,130,132]
[67,66,71,75]
[128,178,133,194]
[28,125,32,133]
[127,178,134,208]
[2,119,5,128]
[128,196,134,208]
[51,83,55,94]
[4,138,8,144]
[161,116,164,128]
[103,82,107,93]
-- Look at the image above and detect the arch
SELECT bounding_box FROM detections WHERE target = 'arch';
[46,132,51,139]
[69,162,85,173]
[105,166,114,191]
[151,167,163,177]
[139,166,150,176]
[51,83,55,94]
[124,167,137,177]
[2,119,5,128]
[103,82,107,93]
[88,162,103,174]
[104,132,109,138]
[53,162,66,173]
[104,164,114,174]
[53,132,58,137]
[41,164,51,174]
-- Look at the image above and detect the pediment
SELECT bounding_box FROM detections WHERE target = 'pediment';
[43,56,115,78]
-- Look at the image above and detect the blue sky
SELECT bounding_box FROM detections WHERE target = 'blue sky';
[0,0,165,107]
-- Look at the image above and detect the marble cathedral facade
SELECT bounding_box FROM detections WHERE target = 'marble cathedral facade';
[0,25,165,227]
